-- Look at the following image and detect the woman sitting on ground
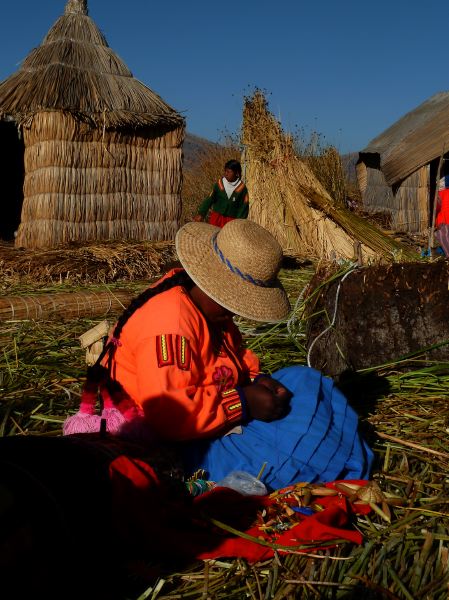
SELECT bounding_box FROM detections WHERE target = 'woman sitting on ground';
[64,219,373,490]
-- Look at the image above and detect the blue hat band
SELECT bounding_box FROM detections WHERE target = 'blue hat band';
[212,233,271,288]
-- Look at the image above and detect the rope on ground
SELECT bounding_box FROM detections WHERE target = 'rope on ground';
[286,283,309,341]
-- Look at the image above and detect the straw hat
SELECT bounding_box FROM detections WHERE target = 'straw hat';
[175,219,290,322]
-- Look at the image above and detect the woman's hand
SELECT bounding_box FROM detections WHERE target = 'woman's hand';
[255,376,292,404]
[242,383,291,422]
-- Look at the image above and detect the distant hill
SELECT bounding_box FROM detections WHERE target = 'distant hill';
[184,133,360,186]
[183,132,218,170]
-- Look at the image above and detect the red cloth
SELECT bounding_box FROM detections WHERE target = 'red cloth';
[208,211,236,228]
[193,482,369,562]
[108,454,371,563]
[436,189,449,227]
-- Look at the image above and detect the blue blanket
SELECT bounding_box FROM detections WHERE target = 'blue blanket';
[183,366,373,490]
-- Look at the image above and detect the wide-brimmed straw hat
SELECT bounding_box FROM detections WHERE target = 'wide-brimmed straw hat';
[175,219,290,322]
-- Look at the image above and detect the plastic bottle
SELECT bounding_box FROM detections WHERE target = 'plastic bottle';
[216,470,267,496]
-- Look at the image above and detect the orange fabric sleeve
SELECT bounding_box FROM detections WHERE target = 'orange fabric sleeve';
[227,324,261,380]
[134,334,243,441]
[240,347,261,381]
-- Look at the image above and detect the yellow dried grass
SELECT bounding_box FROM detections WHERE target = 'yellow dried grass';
[0,239,178,288]
[242,91,417,262]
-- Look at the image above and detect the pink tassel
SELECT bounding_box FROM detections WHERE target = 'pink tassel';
[100,408,126,435]
[63,408,126,436]
[63,412,102,435]
[63,408,154,443]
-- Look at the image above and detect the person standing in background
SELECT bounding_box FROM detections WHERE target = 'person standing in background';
[194,160,249,227]
[435,172,449,255]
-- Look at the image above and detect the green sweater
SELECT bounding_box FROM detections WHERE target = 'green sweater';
[197,178,249,219]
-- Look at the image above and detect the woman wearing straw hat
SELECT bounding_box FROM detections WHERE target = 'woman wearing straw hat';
[64,219,373,490]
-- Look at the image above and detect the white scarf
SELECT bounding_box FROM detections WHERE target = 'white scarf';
[222,177,241,199]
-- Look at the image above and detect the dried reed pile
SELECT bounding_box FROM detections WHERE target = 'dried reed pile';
[2,267,449,598]
[0,240,177,290]
[242,91,417,262]
[0,0,184,248]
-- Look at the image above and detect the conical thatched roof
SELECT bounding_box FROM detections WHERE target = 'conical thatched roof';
[0,0,183,131]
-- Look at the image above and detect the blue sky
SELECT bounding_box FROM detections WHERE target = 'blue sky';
[0,0,446,153]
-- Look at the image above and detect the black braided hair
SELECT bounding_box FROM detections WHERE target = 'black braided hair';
[112,270,194,344]
[89,270,194,384]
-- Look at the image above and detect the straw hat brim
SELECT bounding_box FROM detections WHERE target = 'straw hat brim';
[175,223,291,323]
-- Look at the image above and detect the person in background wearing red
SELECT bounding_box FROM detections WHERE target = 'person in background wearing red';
[435,173,449,255]
[194,159,249,227]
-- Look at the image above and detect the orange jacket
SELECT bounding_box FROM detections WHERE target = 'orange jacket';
[105,270,261,441]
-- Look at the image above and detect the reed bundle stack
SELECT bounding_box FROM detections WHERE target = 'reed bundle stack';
[242,91,417,262]
[0,289,135,322]
[0,0,184,249]
[0,240,177,285]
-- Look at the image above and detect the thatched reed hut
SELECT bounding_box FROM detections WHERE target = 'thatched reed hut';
[357,92,449,234]
[0,0,184,248]
[242,91,416,263]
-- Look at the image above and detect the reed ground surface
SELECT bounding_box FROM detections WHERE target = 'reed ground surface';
[1,260,449,599]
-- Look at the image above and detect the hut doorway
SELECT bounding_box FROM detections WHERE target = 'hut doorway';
[0,120,24,240]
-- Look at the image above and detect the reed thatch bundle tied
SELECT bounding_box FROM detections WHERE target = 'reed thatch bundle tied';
[242,91,416,263]
[65,0,88,15]
[0,290,134,322]
[79,319,110,365]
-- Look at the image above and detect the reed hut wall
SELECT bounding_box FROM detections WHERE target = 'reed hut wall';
[15,112,183,248]
[359,163,429,233]
[356,91,449,236]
